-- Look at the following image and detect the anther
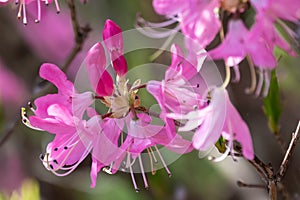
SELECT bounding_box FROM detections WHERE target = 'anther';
[54,148,58,151]
[53,160,58,164]
[64,146,68,150]
[49,164,54,169]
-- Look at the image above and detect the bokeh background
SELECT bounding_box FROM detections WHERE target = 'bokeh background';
[0,0,300,199]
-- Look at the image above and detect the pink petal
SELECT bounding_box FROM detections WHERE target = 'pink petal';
[192,88,226,151]
[39,63,74,96]
[152,0,186,16]
[29,116,76,134]
[90,156,104,188]
[103,20,123,50]
[95,70,114,96]
[181,0,221,48]
[222,91,254,160]
[86,42,110,92]
[209,19,248,66]
[34,94,71,118]
[110,52,128,76]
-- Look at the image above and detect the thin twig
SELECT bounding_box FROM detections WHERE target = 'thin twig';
[237,180,266,189]
[277,121,300,182]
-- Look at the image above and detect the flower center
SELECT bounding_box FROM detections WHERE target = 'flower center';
[102,76,141,118]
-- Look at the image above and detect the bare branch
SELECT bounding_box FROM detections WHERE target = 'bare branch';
[277,121,300,182]
[237,180,266,189]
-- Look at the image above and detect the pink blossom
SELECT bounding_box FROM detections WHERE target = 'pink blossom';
[22,63,94,176]
[209,19,277,68]
[168,87,254,160]
[84,20,193,190]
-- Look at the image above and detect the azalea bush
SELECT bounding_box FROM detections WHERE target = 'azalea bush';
[0,1,299,200]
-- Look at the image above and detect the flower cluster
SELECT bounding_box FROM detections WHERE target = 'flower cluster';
[22,19,254,190]
[141,0,300,96]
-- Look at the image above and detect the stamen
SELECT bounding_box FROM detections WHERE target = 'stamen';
[232,65,240,82]
[136,14,178,28]
[255,69,264,97]
[21,107,43,131]
[135,24,181,39]
[22,1,27,25]
[127,153,139,192]
[28,102,36,112]
[35,0,41,23]
[149,147,158,163]
[103,163,113,174]
[44,0,49,5]
[208,145,231,162]
[45,143,92,177]
[15,0,19,5]
[138,155,149,190]
[220,64,231,89]
[150,33,177,61]
[154,146,172,177]
[147,148,156,175]
[245,56,257,94]
[54,0,60,14]
[17,2,22,19]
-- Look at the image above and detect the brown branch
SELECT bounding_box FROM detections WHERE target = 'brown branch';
[276,121,300,182]
[237,121,300,200]
[237,180,266,189]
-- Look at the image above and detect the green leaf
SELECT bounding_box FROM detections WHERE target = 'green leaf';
[215,136,226,153]
[263,70,282,134]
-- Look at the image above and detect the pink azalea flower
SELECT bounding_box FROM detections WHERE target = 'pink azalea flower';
[84,20,193,190]
[22,63,94,176]
[168,87,254,160]
[209,19,276,68]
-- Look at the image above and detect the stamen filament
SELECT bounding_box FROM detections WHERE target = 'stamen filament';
[138,155,149,189]
[245,56,257,94]
[220,64,231,89]
[35,0,41,23]
[127,153,139,192]
[255,69,264,97]
[54,0,60,13]
[22,1,27,25]
[149,146,158,163]
[147,148,156,175]
[154,146,172,177]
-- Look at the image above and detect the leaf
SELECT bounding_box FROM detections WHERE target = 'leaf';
[263,70,282,134]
